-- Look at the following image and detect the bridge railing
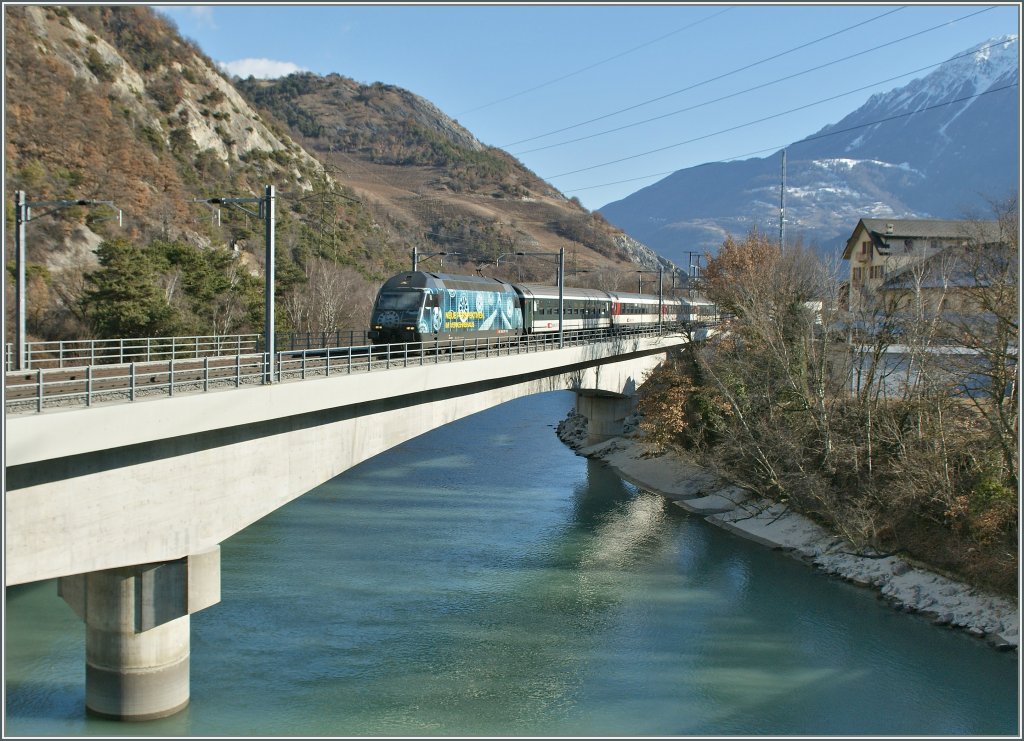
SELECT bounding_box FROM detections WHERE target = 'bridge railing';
[4,335,262,371]
[3,330,373,371]
[5,324,694,414]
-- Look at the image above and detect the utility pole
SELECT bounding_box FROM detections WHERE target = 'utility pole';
[12,191,122,371]
[264,184,275,382]
[658,265,664,332]
[196,185,275,383]
[780,148,786,253]
[412,245,458,272]
[558,246,564,348]
[510,248,564,348]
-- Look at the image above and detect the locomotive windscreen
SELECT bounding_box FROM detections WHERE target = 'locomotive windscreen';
[376,292,424,310]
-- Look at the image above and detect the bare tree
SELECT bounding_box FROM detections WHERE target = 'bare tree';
[943,196,1019,489]
[283,258,376,334]
[639,216,1018,590]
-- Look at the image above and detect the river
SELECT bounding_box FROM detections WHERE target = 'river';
[4,391,1019,736]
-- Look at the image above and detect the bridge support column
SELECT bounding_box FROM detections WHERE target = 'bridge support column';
[58,546,221,721]
[575,392,635,445]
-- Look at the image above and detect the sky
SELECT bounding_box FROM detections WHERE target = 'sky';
[154,2,1021,211]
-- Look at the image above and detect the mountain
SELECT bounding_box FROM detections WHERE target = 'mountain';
[232,73,671,278]
[598,36,1020,265]
[3,5,667,344]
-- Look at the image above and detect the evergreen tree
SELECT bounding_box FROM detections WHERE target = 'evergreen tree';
[80,239,178,337]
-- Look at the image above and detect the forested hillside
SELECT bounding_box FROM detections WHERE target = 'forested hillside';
[3,5,662,345]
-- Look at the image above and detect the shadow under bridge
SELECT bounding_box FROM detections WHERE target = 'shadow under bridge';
[6,333,686,587]
[4,331,687,721]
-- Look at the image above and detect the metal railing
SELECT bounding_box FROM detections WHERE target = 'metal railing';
[275,330,370,353]
[4,334,261,371]
[3,330,372,371]
[4,324,693,415]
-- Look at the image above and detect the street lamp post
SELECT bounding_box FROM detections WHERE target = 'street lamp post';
[197,185,275,383]
[12,191,121,371]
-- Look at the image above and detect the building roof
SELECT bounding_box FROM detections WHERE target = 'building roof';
[842,218,1003,259]
[880,242,1017,291]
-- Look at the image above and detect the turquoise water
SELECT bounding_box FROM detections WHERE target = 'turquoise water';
[4,391,1019,736]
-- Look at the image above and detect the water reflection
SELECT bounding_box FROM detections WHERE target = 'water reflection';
[4,391,1018,736]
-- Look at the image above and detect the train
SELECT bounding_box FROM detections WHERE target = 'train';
[367,270,717,346]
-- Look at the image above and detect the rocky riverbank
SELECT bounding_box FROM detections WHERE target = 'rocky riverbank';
[556,409,1019,651]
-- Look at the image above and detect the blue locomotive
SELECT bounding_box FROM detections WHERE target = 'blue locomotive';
[368,270,715,345]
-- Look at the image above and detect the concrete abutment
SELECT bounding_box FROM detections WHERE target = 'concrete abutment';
[58,546,221,720]
[575,391,636,445]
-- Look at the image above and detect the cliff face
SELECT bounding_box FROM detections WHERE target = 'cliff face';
[5,6,322,240]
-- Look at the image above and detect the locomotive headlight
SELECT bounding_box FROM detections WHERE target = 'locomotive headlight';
[373,324,382,330]
[405,326,416,331]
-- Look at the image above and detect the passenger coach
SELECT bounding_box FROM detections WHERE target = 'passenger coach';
[516,284,612,333]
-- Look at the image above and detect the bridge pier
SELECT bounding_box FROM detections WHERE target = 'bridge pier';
[57,547,221,720]
[575,392,635,445]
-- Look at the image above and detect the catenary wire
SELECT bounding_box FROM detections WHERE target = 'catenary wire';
[497,5,916,149]
[512,30,1017,157]
[543,53,1019,181]
[560,84,1020,196]
[458,6,734,117]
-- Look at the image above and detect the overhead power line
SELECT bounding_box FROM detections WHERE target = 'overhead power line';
[458,6,733,117]
[544,53,1019,181]
[514,30,1016,157]
[561,83,1020,196]
[500,4,917,149]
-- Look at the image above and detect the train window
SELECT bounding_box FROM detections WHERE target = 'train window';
[377,292,423,310]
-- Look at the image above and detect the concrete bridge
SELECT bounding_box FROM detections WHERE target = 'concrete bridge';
[5,331,689,720]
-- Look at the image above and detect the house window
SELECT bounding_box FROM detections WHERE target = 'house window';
[869,265,885,279]
[852,267,864,283]
[904,239,913,252]
[861,241,870,254]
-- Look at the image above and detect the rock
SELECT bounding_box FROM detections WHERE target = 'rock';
[891,560,911,576]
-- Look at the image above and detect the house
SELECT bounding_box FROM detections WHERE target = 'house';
[841,218,1002,312]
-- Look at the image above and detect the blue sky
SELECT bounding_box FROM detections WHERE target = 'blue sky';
[155,3,1020,211]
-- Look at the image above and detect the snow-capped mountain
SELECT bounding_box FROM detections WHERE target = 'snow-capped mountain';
[599,36,1020,264]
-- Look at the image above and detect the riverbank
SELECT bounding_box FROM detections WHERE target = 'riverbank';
[556,409,1019,651]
